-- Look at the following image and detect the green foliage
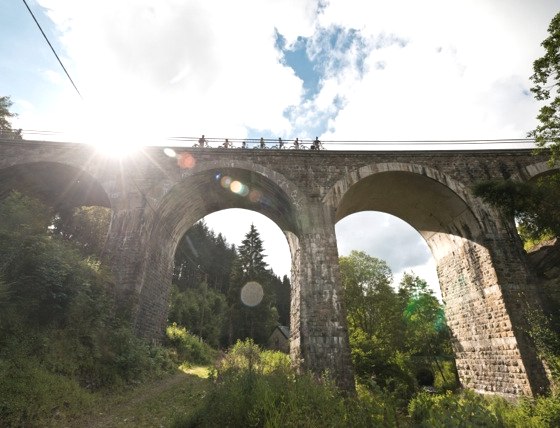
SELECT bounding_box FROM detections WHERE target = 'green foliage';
[52,205,111,258]
[473,173,560,241]
[226,224,280,346]
[171,221,289,348]
[529,12,560,164]
[0,358,93,427]
[0,95,22,139]
[0,193,111,329]
[166,323,217,366]
[409,390,500,427]
[274,274,291,326]
[168,283,227,347]
[340,252,457,398]
[523,309,560,387]
[409,389,560,428]
[175,339,395,427]
[340,252,410,394]
[0,192,175,424]
[174,221,237,294]
[215,339,291,375]
[400,273,453,359]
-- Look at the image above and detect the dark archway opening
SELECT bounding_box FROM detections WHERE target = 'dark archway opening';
[0,161,112,258]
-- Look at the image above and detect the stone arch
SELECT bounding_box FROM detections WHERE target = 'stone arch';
[133,163,303,340]
[0,161,111,209]
[522,161,560,181]
[324,162,495,258]
[325,162,549,396]
[177,157,306,217]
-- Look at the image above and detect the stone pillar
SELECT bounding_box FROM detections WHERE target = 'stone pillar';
[433,233,549,396]
[133,230,175,340]
[290,200,355,392]
[102,206,151,323]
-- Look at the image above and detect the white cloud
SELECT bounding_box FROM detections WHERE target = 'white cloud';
[33,0,322,141]
[335,212,439,293]
[20,0,556,145]
[309,0,556,143]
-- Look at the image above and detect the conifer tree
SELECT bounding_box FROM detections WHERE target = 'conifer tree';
[237,223,268,276]
[227,224,278,345]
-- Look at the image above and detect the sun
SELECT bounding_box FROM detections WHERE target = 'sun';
[90,139,140,158]
[82,125,147,158]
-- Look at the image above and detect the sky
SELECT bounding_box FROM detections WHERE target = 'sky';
[1,0,558,296]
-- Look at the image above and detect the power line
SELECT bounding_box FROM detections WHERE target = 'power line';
[166,136,536,145]
[13,130,538,147]
[22,0,83,99]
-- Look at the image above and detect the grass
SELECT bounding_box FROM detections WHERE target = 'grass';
[64,370,209,428]
[179,364,211,379]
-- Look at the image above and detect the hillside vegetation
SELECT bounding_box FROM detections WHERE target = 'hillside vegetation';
[1,191,559,426]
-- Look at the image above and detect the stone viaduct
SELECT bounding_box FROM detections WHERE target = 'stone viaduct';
[0,138,555,397]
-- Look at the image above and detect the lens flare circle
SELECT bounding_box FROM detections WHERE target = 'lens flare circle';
[240,281,264,307]
[220,176,232,188]
[248,189,263,203]
[230,180,243,193]
[177,152,196,169]
[163,148,176,157]
[230,181,249,196]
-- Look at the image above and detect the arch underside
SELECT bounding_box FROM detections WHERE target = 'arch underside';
[336,171,481,247]
[0,161,110,209]
[159,167,299,245]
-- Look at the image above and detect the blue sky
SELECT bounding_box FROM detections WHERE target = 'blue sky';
[1,0,558,294]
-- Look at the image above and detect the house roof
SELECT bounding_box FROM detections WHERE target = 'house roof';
[276,325,290,339]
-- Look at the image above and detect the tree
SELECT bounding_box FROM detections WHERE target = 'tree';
[0,192,113,331]
[52,205,112,258]
[227,224,278,346]
[340,251,399,336]
[271,274,291,326]
[0,96,22,139]
[398,273,455,384]
[340,253,456,395]
[473,174,560,242]
[237,223,268,276]
[173,221,237,294]
[168,282,227,347]
[339,251,410,391]
[529,12,560,164]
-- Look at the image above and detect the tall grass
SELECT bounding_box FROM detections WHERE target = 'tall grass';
[173,339,398,427]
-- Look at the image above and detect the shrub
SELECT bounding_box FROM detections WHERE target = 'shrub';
[0,358,93,426]
[166,323,217,366]
[174,339,394,427]
[409,390,500,427]
[0,192,177,424]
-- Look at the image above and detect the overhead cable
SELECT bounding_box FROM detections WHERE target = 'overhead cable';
[22,0,83,99]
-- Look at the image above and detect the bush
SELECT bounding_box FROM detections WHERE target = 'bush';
[174,339,395,427]
[0,358,93,426]
[166,323,217,366]
[408,390,500,427]
[0,192,177,424]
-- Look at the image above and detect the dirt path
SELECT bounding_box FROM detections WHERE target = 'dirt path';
[66,370,209,428]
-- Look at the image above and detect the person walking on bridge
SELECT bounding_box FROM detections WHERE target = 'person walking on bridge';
[312,136,321,150]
